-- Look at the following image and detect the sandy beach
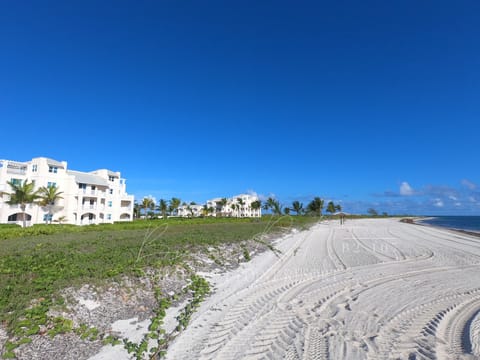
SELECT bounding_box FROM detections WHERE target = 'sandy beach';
[166,218,480,360]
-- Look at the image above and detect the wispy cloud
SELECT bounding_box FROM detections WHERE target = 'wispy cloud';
[433,198,444,208]
[422,184,458,198]
[400,181,414,196]
[461,179,477,190]
[245,189,270,202]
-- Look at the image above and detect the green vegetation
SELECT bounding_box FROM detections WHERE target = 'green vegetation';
[0,216,317,344]
[307,197,324,216]
[290,201,304,216]
[326,201,342,215]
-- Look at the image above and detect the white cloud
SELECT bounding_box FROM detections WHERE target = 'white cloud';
[461,179,477,190]
[448,195,458,201]
[247,190,273,202]
[400,182,414,196]
[433,198,444,207]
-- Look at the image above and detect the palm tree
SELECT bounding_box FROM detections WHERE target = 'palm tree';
[202,204,209,217]
[169,197,181,216]
[251,200,261,217]
[230,203,238,217]
[186,205,194,218]
[291,201,304,216]
[271,200,282,216]
[262,197,272,213]
[307,197,324,217]
[326,201,336,215]
[157,199,168,219]
[38,185,64,224]
[367,208,378,217]
[219,198,228,216]
[264,197,282,216]
[4,179,40,227]
[237,197,245,217]
[133,202,141,219]
[141,197,155,219]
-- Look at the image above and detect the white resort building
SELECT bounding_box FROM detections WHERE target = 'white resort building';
[176,204,204,218]
[175,194,262,219]
[0,157,134,226]
[202,194,261,218]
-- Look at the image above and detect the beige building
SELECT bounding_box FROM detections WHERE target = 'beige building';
[0,157,134,226]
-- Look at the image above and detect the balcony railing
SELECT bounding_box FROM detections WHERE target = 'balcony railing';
[81,205,106,211]
[7,168,27,175]
[78,189,105,196]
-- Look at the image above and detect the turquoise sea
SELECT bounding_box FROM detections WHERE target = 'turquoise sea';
[419,216,480,232]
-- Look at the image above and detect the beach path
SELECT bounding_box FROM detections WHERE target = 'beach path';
[166,218,480,360]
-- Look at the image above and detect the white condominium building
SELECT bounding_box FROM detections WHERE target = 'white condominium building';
[176,204,204,218]
[206,194,261,218]
[0,157,134,226]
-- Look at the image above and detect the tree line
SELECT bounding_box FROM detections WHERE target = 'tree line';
[135,196,342,219]
[261,196,341,216]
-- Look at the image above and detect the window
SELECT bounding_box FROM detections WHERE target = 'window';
[43,214,53,222]
[32,165,37,172]
[109,189,113,195]
[11,178,22,186]
[48,166,58,173]
[47,182,57,188]
[78,183,86,189]
[107,214,112,220]
[108,201,113,207]
[108,176,115,182]
[91,186,96,190]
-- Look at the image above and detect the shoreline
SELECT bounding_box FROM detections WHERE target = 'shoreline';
[412,216,480,238]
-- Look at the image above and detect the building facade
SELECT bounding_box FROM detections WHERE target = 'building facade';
[0,157,134,226]
[176,204,204,218]
[203,194,261,218]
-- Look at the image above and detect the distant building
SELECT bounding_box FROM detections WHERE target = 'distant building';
[0,157,134,226]
[176,204,204,218]
[175,194,261,218]
[206,194,261,218]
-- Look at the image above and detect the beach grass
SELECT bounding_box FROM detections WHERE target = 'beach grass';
[0,216,317,335]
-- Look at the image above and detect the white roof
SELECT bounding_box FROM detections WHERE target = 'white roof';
[45,158,65,168]
[68,170,109,187]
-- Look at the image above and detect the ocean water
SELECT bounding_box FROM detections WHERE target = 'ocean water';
[419,216,480,232]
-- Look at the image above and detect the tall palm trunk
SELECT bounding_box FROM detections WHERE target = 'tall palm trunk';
[21,204,27,228]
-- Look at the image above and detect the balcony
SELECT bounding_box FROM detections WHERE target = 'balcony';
[7,168,27,175]
[78,189,105,197]
[81,205,105,211]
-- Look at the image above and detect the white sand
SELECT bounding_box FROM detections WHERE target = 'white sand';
[166,218,480,359]
[77,298,101,311]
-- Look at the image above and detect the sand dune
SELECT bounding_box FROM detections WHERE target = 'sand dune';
[166,218,480,359]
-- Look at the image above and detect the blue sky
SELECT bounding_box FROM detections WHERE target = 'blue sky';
[1,1,479,215]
